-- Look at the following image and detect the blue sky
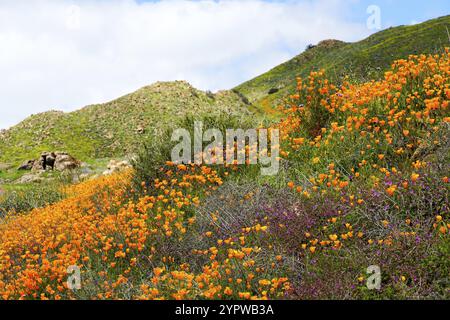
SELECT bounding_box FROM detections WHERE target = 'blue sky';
[342,0,449,26]
[136,0,450,27]
[0,0,448,129]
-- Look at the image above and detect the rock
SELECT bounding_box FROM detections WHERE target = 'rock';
[18,160,35,171]
[32,152,56,171]
[79,166,93,175]
[16,172,43,184]
[30,151,80,172]
[54,152,80,171]
[71,166,94,183]
[103,159,132,175]
[31,158,44,171]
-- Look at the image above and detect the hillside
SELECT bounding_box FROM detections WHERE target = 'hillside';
[1,15,449,168]
[235,15,450,111]
[0,49,448,300]
[0,81,252,165]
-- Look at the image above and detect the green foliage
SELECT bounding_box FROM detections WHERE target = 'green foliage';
[0,183,63,217]
[422,237,450,297]
[131,128,175,194]
[132,112,259,193]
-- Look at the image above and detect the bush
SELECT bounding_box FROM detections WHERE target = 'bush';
[132,113,258,193]
[131,128,174,194]
[0,183,63,217]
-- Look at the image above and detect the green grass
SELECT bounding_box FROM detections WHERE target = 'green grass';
[0,170,27,182]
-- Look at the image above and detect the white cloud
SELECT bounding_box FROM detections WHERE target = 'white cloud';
[0,0,370,129]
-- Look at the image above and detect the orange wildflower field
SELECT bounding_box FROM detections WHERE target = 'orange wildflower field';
[0,50,449,300]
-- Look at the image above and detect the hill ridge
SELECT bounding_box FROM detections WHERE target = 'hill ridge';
[234,15,450,110]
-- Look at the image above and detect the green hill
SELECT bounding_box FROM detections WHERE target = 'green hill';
[0,81,252,165]
[1,15,449,168]
[234,15,450,111]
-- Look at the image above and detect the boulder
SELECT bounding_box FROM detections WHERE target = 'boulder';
[18,160,35,171]
[103,159,132,175]
[54,152,80,171]
[31,152,55,171]
[31,158,44,171]
[16,172,43,184]
[29,151,80,172]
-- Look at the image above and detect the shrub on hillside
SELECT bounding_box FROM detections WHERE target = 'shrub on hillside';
[132,113,258,194]
[0,184,63,217]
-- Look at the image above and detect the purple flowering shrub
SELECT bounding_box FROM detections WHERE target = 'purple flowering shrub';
[254,165,449,299]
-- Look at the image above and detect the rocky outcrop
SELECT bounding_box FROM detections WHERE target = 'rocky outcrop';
[18,152,80,172]
[32,153,52,171]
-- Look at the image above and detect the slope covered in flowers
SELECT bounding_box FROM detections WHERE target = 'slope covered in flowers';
[0,50,449,300]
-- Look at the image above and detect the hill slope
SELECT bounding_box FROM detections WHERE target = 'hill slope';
[0,81,252,165]
[0,49,449,300]
[1,15,449,166]
[235,15,450,111]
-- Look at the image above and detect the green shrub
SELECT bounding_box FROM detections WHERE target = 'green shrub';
[131,128,175,194]
[132,113,259,193]
[0,183,63,217]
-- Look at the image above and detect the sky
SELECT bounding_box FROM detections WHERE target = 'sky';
[0,0,449,129]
